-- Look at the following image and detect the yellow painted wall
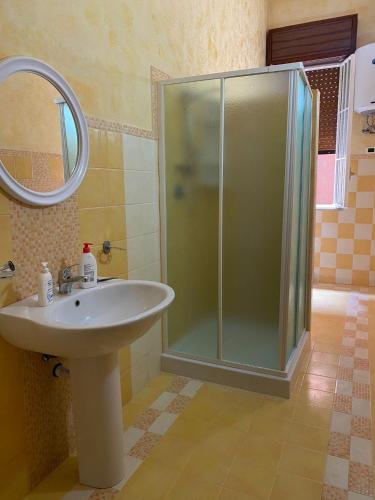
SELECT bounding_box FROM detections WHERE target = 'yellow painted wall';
[0,0,268,131]
[0,1,268,497]
[268,0,375,154]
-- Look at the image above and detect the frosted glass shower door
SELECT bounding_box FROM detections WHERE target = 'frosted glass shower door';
[285,74,313,363]
[221,72,290,370]
[164,80,221,358]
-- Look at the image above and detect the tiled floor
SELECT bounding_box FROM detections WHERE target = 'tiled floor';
[25,286,375,500]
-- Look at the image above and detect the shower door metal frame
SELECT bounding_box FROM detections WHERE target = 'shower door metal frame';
[159,63,312,377]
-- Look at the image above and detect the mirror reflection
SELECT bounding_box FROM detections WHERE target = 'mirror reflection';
[0,72,78,193]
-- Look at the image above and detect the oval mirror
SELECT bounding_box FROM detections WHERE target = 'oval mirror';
[0,57,88,206]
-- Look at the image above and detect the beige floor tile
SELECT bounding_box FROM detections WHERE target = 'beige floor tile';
[251,396,295,420]
[270,472,322,500]
[249,415,290,442]
[181,447,232,486]
[307,360,338,378]
[196,424,245,456]
[313,342,342,354]
[310,351,339,365]
[236,434,282,469]
[218,488,255,500]
[279,443,326,482]
[166,415,216,443]
[211,405,253,433]
[296,387,334,408]
[163,474,222,500]
[149,435,195,471]
[225,461,277,499]
[285,421,330,452]
[293,402,332,429]
[301,373,336,393]
[24,457,78,500]
[119,457,180,500]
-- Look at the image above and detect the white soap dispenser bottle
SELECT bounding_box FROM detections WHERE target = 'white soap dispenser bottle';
[78,242,97,288]
[38,262,54,306]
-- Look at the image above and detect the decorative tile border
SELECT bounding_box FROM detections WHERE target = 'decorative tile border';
[322,290,373,499]
[61,376,203,499]
[85,116,154,139]
[86,65,170,140]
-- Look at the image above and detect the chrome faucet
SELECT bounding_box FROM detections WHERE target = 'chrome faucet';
[0,261,16,279]
[58,265,88,295]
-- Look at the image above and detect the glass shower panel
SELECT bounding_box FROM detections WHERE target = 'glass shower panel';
[285,74,312,362]
[164,80,221,358]
[222,72,290,370]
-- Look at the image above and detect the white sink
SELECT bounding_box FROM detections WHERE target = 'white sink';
[0,279,175,489]
[0,279,175,358]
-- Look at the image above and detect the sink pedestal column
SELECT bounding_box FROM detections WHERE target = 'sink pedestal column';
[69,352,125,488]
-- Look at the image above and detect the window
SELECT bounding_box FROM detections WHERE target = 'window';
[307,55,355,209]
[266,15,357,209]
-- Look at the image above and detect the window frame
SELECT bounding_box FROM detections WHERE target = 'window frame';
[307,56,355,210]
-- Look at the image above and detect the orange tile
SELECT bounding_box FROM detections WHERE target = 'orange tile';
[354,239,371,255]
[336,254,353,269]
[338,223,354,238]
[348,192,356,208]
[14,156,32,179]
[355,208,373,223]
[0,155,15,177]
[315,223,321,237]
[319,268,336,283]
[320,238,337,253]
[107,131,123,169]
[322,210,338,223]
[352,270,369,286]
[357,176,375,192]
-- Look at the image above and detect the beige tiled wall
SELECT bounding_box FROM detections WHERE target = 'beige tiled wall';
[123,134,162,394]
[77,127,132,404]
[314,158,375,286]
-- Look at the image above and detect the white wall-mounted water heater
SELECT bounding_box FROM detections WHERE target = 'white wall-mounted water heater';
[354,43,375,114]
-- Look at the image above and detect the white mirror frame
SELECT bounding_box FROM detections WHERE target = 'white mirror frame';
[0,56,89,206]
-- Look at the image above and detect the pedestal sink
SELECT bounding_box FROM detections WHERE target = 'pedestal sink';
[0,279,174,488]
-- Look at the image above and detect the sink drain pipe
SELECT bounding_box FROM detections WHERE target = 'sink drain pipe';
[52,362,70,378]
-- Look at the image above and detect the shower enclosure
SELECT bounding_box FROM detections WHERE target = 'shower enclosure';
[159,64,314,397]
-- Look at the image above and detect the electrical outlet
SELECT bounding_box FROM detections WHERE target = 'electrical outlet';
[367,147,375,154]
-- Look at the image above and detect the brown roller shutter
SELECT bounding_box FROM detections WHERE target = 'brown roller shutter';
[306,67,340,153]
[266,15,357,66]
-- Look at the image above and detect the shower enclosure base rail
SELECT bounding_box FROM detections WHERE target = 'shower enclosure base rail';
[161,331,310,398]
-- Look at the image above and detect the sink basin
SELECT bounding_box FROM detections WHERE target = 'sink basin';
[0,279,174,358]
[0,279,175,489]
